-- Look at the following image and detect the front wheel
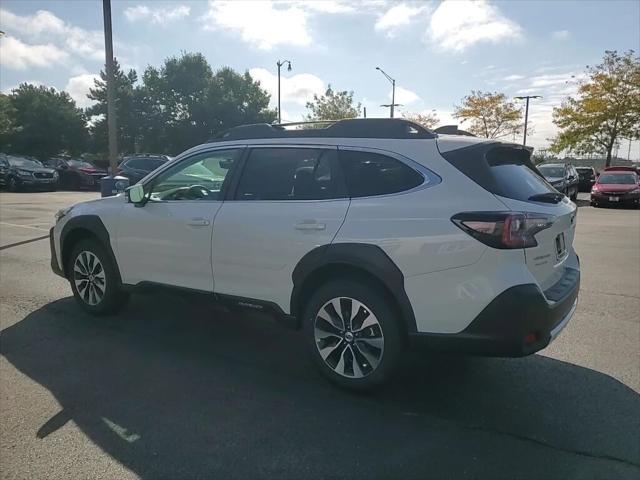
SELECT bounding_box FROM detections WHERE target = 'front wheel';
[8,177,20,192]
[303,279,404,390]
[68,239,129,315]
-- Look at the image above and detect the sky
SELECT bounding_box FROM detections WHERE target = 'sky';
[1,0,639,158]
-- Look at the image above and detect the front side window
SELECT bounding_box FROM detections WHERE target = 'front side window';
[338,149,424,198]
[235,148,345,201]
[149,149,241,201]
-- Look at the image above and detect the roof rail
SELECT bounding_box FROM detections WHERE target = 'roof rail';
[212,118,437,142]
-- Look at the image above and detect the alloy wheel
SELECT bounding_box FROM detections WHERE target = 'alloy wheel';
[73,251,106,306]
[313,297,384,378]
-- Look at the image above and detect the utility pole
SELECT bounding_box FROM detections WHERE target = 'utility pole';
[102,0,118,174]
[376,66,398,118]
[628,139,632,161]
[276,60,292,124]
[514,95,541,146]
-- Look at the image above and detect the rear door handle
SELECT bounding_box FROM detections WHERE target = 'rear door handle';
[295,222,326,231]
[187,218,210,227]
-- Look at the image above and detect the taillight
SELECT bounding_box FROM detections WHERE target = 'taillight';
[451,212,555,249]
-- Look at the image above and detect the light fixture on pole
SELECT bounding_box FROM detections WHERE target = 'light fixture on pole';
[514,95,541,146]
[376,66,398,118]
[277,60,292,124]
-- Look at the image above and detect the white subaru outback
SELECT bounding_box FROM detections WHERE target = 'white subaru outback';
[50,119,580,389]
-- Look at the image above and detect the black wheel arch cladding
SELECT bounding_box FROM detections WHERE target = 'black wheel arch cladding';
[60,215,122,283]
[291,243,417,334]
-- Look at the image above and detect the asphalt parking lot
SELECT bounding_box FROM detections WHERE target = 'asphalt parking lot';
[1,191,639,479]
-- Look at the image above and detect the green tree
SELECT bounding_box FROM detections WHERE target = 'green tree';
[305,86,361,121]
[87,58,140,154]
[550,50,640,166]
[138,52,275,154]
[453,91,522,138]
[8,84,87,159]
[401,110,440,129]
[0,93,16,150]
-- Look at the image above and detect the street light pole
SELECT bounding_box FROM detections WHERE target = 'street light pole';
[276,60,292,124]
[376,67,398,118]
[514,95,541,147]
[102,0,118,174]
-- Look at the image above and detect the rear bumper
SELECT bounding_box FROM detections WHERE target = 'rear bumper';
[591,193,639,206]
[50,228,65,278]
[409,266,580,357]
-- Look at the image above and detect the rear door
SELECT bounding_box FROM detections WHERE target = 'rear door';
[211,145,350,311]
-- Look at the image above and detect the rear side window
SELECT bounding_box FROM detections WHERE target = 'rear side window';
[338,150,423,198]
[235,148,345,200]
[441,144,556,202]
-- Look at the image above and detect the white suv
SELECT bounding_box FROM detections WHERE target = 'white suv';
[50,119,580,389]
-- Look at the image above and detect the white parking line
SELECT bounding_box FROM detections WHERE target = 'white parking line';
[0,222,50,232]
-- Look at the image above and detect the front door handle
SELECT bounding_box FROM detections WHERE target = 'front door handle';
[187,218,210,227]
[295,222,326,231]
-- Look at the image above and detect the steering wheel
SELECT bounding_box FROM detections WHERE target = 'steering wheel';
[185,184,213,200]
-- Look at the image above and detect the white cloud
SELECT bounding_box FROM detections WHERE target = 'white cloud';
[124,5,191,24]
[295,1,355,14]
[392,86,420,105]
[65,74,99,108]
[200,0,357,50]
[249,67,325,106]
[552,30,570,40]
[375,4,426,36]
[0,8,104,61]
[503,74,524,81]
[0,36,69,70]
[201,1,311,50]
[427,0,522,52]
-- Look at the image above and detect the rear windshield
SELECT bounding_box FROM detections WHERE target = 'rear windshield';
[598,173,637,184]
[439,143,556,202]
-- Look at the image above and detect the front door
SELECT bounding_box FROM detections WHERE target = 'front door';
[212,146,350,312]
[116,148,243,291]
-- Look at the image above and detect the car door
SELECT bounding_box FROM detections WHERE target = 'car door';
[116,147,243,291]
[211,145,350,311]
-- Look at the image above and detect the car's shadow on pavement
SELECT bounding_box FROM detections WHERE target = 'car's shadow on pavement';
[2,294,639,479]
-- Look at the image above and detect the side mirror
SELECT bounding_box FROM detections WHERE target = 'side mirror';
[126,184,145,205]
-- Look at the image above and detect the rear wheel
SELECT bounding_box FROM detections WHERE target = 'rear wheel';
[68,238,129,315]
[303,279,404,390]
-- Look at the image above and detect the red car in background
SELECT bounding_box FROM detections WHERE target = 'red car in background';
[590,171,640,208]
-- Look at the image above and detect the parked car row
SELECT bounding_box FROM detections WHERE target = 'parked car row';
[0,153,170,192]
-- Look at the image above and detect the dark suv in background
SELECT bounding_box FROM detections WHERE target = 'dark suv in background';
[537,163,579,200]
[0,154,58,191]
[43,158,106,190]
[576,167,597,192]
[117,155,170,184]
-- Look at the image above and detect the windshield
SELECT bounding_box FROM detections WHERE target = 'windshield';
[538,166,564,178]
[68,159,94,168]
[8,157,43,168]
[598,173,637,184]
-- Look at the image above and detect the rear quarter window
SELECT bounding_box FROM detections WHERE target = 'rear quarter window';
[338,150,424,198]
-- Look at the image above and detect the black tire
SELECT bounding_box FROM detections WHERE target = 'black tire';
[8,177,20,192]
[303,278,404,390]
[570,188,578,201]
[67,238,129,316]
